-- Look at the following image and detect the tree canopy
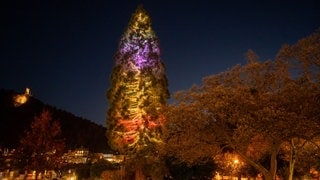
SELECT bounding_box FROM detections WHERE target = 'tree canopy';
[163,31,320,180]
[19,109,65,171]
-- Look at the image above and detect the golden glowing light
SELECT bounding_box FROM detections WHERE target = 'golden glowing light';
[234,159,239,164]
[13,87,31,107]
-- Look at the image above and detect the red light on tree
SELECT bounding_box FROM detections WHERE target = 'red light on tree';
[106,5,169,155]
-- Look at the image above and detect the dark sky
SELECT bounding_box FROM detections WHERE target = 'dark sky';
[1,0,319,126]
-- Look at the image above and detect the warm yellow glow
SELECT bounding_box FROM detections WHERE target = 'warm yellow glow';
[130,11,152,38]
[25,87,30,95]
[14,95,28,106]
[13,87,31,107]
[234,159,239,164]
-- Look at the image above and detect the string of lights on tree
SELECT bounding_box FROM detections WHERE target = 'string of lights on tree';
[107,5,169,154]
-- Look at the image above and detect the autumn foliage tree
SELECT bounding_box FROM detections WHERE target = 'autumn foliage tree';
[163,31,320,180]
[19,109,65,171]
[275,30,320,180]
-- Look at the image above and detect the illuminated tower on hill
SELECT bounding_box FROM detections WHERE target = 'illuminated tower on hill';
[106,5,170,155]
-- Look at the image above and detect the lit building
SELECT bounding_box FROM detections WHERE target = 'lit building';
[62,148,89,164]
[13,87,31,107]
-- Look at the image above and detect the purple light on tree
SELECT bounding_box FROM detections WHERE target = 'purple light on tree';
[107,5,170,154]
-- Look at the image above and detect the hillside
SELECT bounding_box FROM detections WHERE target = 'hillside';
[0,89,111,153]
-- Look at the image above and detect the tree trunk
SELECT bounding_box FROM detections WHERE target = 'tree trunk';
[236,141,281,180]
[236,150,271,180]
[269,142,280,180]
[135,165,145,180]
[288,139,296,180]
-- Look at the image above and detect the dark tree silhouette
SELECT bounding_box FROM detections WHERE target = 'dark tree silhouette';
[19,109,65,171]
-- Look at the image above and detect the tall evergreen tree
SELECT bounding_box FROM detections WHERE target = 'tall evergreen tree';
[107,5,169,155]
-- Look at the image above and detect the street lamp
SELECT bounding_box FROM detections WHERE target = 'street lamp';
[234,159,239,165]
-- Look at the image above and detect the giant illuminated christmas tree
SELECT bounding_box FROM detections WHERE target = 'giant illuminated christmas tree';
[107,5,169,155]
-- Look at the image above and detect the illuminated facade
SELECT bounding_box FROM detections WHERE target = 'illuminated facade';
[13,87,31,107]
[107,5,169,154]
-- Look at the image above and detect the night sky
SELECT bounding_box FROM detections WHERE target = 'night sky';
[1,0,319,126]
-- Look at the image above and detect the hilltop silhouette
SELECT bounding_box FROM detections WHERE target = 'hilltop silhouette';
[0,89,111,153]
